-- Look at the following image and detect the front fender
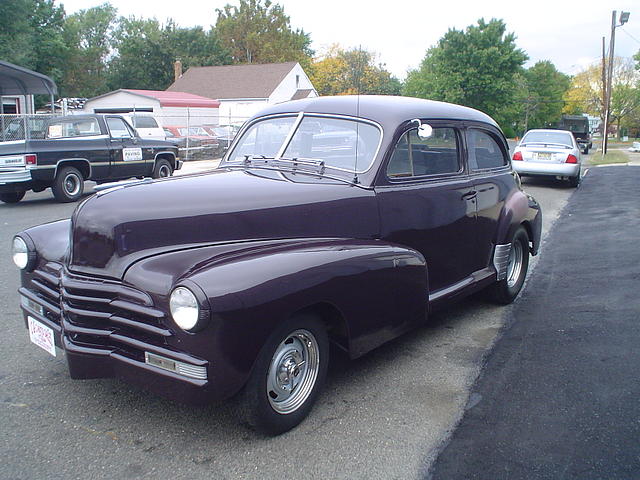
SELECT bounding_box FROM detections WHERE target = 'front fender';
[124,238,427,399]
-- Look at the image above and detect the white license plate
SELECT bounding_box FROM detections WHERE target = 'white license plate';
[27,316,56,357]
[535,152,552,161]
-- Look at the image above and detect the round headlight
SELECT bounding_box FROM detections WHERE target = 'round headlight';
[169,287,200,331]
[12,236,30,270]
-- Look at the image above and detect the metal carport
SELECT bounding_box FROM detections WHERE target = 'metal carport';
[0,60,58,140]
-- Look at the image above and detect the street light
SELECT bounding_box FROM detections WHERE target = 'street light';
[602,11,631,156]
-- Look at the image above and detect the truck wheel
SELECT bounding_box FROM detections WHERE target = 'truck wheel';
[0,191,26,203]
[152,159,173,179]
[240,314,329,435]
[488,227,529,304]
[583,146,589,154]
[52,166,84,203]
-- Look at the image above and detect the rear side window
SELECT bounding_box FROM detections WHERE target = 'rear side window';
[132,116,158,128]
[467,129,508,170]
[387,127,460,178]
[47,118,100,138]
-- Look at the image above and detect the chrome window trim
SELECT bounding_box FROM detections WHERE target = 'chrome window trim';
[223,112,384,175]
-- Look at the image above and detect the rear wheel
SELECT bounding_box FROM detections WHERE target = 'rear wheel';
[488,227,530,304]
[52,166,84,202]
[0,191,26,203]
[240,314,329,435]
[568,168,581,188]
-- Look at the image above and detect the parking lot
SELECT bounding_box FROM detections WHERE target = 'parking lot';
[0,161,578,479]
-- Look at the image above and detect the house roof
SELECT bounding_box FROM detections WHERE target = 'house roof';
[86,89,220,108]
[167,62,298,100]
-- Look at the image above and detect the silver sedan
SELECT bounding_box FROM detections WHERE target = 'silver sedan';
[511,129,582,187]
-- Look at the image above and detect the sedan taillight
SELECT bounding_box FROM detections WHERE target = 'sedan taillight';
[566,154,578,164]
[512,151,523,161]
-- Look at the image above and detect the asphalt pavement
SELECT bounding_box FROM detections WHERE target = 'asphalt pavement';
[429,165,640,479]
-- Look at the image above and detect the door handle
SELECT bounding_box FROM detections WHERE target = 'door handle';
[461,190,477,200]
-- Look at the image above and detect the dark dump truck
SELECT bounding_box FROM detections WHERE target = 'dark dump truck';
[0,114,181,203]
[558,115,592,154]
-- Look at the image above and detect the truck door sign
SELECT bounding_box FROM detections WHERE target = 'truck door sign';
[123,148,143,161]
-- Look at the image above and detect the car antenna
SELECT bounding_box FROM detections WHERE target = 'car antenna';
[353,45,363,185]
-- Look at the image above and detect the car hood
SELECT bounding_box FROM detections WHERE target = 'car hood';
[69,169,378,279]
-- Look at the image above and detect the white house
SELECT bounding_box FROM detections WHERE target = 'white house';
[82,89,220,127]
[166,62,317,125]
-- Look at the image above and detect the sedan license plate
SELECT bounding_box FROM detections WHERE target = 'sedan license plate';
[535,152,552,161]
[27,316,56,357]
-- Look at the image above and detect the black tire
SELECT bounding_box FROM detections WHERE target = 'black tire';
[152,159,173,179]
[52,166,84,203]
[240,314,329,436]
[488,227,529,304]
[583,146,589,154]
[0,191,26,203]
[568,168,581,188]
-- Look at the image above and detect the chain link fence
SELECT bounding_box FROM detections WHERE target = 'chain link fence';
[1,112,251,162]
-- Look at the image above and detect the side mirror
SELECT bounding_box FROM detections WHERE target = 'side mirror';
[411,119,433,139]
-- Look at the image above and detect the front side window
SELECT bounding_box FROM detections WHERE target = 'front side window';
[467,129,508,170]
[106,117,133,138]
[387,127,460,178]
[226,115,382,174]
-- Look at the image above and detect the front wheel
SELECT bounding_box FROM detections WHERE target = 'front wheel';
[152,159,173,179]
[0,191,26,203]
[52,166,84,202]
[240,314,329,435]
[488,227,530,304]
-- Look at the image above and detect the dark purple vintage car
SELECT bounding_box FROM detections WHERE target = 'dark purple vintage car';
[13,96,541,434]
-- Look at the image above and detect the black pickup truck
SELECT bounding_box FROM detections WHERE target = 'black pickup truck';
[558,115,592,154]
[0,114,181,203]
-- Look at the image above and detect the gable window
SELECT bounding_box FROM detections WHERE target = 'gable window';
[467,129,508,170]
[387,127,460,178]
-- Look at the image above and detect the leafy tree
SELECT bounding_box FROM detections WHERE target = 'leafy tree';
[310,45,401,96]
[0,0,67,84]
[564,57,640,137]
[108,18,231,91]
[517,61,570,131]
[215,0,312,67]
[403,18,528,127]
[62,3,117,97]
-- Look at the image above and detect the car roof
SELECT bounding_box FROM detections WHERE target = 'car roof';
[524,129,573,134]
[253,95,499,129]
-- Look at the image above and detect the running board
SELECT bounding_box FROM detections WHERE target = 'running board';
[429,267,495,303]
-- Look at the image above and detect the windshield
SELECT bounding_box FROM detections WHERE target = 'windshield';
[522,131,573,146]
[178,126,209,136]
[225,115,382,174]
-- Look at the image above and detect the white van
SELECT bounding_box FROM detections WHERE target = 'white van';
[122,114,166,141]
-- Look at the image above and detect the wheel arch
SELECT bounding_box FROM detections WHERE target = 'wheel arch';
[289,302,350,354]
[55,159,91,180]
[154,151,176,170]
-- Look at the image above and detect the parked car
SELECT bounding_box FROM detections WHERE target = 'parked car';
[0,114,180,203]
[511,129,582,187]
[121,114,166,141]
[12,96,541,435]
[164,125,220,159]
[202,125,239,154]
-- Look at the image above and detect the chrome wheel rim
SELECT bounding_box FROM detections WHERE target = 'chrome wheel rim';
[267,329,319,414]
[64,173,81,196]
[506,241,523,288]
[158,165,171,177]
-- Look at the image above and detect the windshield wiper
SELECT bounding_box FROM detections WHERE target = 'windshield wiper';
[225,155,361,186]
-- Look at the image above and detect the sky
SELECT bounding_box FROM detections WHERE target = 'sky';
[59,0,639,80]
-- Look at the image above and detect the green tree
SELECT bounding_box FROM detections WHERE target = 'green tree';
[0,0,67,84]
[403,18,528,127]
[310,45,401,96]
[62,3,117,97]
[519,61,570,131]
[215,0,312,67]
[108,18,231,91]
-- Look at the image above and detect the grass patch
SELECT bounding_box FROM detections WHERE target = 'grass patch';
[588,150,629,165]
